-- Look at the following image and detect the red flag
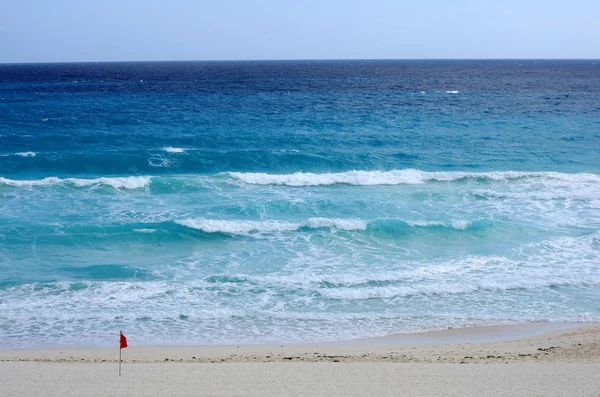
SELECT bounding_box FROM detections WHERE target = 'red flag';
[120,331,128,349]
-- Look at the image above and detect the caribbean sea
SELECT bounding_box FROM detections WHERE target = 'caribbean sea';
[0,60,599,347]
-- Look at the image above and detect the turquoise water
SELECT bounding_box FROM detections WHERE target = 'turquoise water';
[1,60,599,348]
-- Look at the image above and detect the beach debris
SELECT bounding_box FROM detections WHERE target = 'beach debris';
[537,346,557,352]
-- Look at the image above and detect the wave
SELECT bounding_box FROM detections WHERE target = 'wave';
[133,228,158,233]
[0,176,151,189]
[0,218,479,247]
[175,217,368,235]
[163,147,186,153]
[176,219,300,234]
[0,152,37,157]
[16,152,37,157]
[68,176,150,189]
[174,217,478,236]
[318,277,600,300]
[472,189,599,201]
[404,220,470,230]
[2,169,598,191]
[228,169,600,186]
[214,256,508,288]
[305,217,367,230]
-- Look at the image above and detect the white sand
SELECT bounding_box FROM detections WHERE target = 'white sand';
[3,362,600,397]
[1,323,599,396]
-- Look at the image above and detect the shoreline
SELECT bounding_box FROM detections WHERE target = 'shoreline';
[2,322,598,364]
[2,323,599,396]
[329,321,590,345]
[2,321,589,352]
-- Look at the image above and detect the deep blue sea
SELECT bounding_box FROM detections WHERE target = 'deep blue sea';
[1,60,599,348]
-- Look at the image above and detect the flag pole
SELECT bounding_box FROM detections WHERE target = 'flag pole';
[118,330,128,376]
[119,330,122,376]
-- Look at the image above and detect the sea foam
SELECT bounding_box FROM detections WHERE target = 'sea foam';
[228,169,600,187]
[174,217,474,236]
[163,147,186,153]
[176,217,367,235]
[406,220,470,230]
[68,176,151,189]
[0,176,151,189]
[318,276,597,300]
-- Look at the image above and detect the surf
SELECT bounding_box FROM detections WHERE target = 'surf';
[227,170,600,187]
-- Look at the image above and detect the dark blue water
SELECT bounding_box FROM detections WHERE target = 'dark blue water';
[2,60,599,176]
[1,60,599,348]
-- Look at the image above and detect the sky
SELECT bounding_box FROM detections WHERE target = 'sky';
[1,0,599,63]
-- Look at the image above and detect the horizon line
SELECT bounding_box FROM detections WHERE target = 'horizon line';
[1,58,600,66]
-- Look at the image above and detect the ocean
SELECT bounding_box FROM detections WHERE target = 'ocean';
[0,60,599,348]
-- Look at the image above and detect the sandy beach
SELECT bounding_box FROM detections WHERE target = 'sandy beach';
[3,60,600,397]
[2,323,599,396]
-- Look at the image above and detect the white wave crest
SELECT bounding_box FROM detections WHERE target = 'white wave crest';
[0,176,61,187]
[305,217,367,231]
[0,176,151,189]
[163,147,186,153]
[68,176,150,189]
[406,220,470,230]
[16,152,37,157]
[229,170,429,186]
[176,217,367,235]
[228,170,600,187]
[176,219,300,235]
[451,220,470,230]
[446,90,460,94]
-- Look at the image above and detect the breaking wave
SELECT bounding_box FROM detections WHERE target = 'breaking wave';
[175,217,367,235]
[406,220,470,230]
[163,147,186,153]
[0,176,151,189]
[174,217,475,236]
[227,169,600,186]
[16,152,37,157]
[2,169,598,191]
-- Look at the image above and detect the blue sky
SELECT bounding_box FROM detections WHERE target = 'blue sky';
[1,0,599,62]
